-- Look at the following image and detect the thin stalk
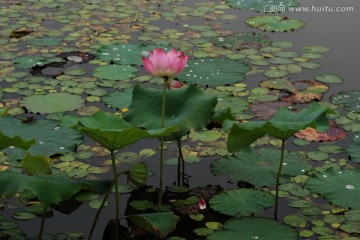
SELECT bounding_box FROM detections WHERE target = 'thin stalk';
[274,140,286,220]
[111,151,119,240]
[39,204,47,240]
[158,77,167,210]
[176,139,185,186]
[87,181,114,240]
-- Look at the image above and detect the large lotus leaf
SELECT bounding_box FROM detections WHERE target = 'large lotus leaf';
[225,0,300,12]
[178,58,249,86]
[330,91,360,113]
[212,32,271,50]
[102,89,133,110]
[0,132,35,150]
[209,189,274,216]
[246,16,304,32]
[80,111,178,151]
[124,85,217,140]
[128,212,179,238]
[128,162,148,187]
[211,148,312,187]
[21,92,84,114]
[0,117,82,156]
[227,102,331,152]
[207,217,298,240]
[22,152,52,175]
[93,65,138,81]
[0,171,111,204]
[97,43,168,65]
[346,133,360,162]
[305,168,360,209]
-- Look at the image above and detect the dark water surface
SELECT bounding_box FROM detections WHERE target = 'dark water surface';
[1,0,360,239]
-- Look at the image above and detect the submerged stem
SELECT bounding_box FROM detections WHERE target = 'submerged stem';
[274,140,286,220]
[158,77,167,210]
[111,151,119,240]
[39,204,47,240]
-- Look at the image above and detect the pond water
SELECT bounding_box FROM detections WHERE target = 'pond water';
[0,0,360,239]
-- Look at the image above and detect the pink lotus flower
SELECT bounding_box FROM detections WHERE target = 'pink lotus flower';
[198,198,206,210]
[142,48,189,79]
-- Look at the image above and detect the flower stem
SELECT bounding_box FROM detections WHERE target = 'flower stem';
[274,140,286,220]
[111,151,119,240]
[158,77,167,210]
[39,204,47,240]
[88,182,114,240]
[176,139,185,186]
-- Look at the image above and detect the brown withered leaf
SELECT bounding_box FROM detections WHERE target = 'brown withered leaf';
[295,120,346,142]
[280,80,329,104]
[250,102,292,120]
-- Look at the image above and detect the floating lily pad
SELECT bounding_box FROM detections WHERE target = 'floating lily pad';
[28,37,62,46]
[212,32,271,50]
[315,74,343,84]
[346,133,360,162]
[250,102,291,120]
[305,168,360,209]
[330,91,360,113]
[0,116,82,156]
[298,62,322,69]
[93,65,138,81]
[102,89,133,110]
[13,56,48,69]
[21,92,84,114]
[246,16,304,32]
[264,69,288,78]
[97,43,168,65]
[207,217,298,240]
[209,189,274,216]
[178,58,249,86]
[211,148,312,187]
[225,0,300,12]
[302,45,330,53]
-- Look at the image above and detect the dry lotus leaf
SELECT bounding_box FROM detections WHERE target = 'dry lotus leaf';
[295,120,346,142]
[280,80,329,104]
[250,102,292,120]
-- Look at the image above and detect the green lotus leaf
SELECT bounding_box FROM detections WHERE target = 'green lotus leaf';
[128,162,148,187]
[13,56,48,69]
[330,91,360,113]
[178,58,250,86]
[305,168,360,209]
[225,0,300,12]
[246,16,304,32]
[128,212,180,238]
[124,85,217,140]
[0,132,35,151]
[211,148,312,187]
[227,102,331,152]
[21,92,84,114]
[97,43,169,65]
[22,152,52,175]
[80,111,178,151]
[212,32,271,50]
[264,69,288,78]
[315,74,343,84]
[346,133,360,162]
[93,64,138,81]
[207,217,298,240]
[102,88,133,110]
[0,117,82,156]
[210,189,274,217]
[0,171,111,204]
